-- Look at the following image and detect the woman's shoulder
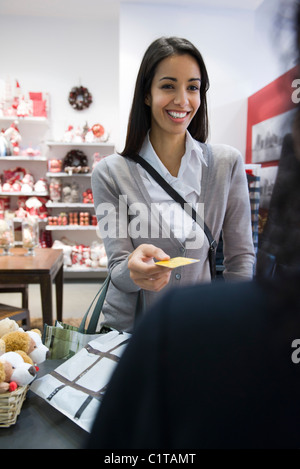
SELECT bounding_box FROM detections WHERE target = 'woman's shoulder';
[199,142,244,169]
[208,142,242,159]
[93,152,127,173]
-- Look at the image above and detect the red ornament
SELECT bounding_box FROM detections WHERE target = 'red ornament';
[92,124,105,138]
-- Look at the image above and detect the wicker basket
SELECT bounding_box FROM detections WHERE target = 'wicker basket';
[0,385,28,428]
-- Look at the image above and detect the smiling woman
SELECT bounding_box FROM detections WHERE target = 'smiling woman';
[91,36,255,333]
[144,54,202,171]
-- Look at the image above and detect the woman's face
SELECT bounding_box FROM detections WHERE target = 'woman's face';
[145,54,201,139]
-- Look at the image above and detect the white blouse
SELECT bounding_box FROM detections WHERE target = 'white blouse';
[137,131,207,243]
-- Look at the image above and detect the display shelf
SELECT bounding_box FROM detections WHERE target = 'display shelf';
[0,116,48,123]
[64,266,107,273]
[46,201,93,208]
[45,225,97,231]
[46,172,91,178]
[0,156,47,161]
[0,191,48,197]
[13,217,47,223]
[45,139,114,279]
[46,141,113,147]
[63,265,108,279]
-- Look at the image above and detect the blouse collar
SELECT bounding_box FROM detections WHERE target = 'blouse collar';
[139,130,206,197]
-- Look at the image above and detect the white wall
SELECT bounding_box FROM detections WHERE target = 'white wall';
[0,13,119,145]
[119,2,258,156]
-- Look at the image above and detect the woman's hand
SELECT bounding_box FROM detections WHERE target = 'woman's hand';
[128,244,172,292]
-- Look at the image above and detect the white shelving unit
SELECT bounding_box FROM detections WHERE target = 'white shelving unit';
[46,140,115,278]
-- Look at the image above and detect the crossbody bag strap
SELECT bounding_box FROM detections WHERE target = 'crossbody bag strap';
[125,154,217,279]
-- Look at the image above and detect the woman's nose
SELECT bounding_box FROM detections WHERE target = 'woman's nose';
[173,88,188,106]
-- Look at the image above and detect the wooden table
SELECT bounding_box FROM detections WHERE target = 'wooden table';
[0,247,64,326]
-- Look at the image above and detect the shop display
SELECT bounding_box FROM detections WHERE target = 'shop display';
[62,150,90,174]
[61,182,80,203]
[68,85,92,111]
[61,122,109,144]
[52,239,107,269]
[22,216,39,255]
[0,77,49,118]
[0,121,22,156]
[48,159,62,172]
[0,167,48,195]
[0,217,14,255]
[49,177,62,202]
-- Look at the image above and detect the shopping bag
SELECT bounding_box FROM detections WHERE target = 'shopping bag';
[31,330,131,432]
[43,274,111,360]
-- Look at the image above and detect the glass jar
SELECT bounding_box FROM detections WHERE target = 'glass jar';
[0,216,14,255]
[22,216,39,256]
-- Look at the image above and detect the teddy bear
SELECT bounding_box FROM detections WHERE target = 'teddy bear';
[0,339,5,356]
[0,351,37,392]
[0,318,20,338]
[1,329,49,365]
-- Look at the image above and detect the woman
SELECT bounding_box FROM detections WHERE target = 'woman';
[92,36,255,332]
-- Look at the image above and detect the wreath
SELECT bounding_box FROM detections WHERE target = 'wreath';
[68,86,93,110]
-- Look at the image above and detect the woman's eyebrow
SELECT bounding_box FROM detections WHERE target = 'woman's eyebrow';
[159,76,201,82]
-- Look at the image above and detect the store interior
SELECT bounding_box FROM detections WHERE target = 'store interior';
[0,0,295,327]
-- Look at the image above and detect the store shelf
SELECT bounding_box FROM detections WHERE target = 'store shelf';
[45,225,97,231]
[46,141,113,147]
[0,156,47,161]
[0,116,48,123]
[46,172,91,178]
[0,191,48,197]
[14,217,47,223]
[63,265,108,279]
[64,266,107,273]
[46,202,93,208]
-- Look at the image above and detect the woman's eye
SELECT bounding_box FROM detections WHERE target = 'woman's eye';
[188,85,199,91]
[161,84,174,89]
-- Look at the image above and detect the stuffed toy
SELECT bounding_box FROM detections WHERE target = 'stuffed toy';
[0,351,37,390]
[0,318,20,338]
[2,329,49,365]
[0,339,5,356]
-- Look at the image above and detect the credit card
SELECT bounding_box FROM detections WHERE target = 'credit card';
[155,257,199,268]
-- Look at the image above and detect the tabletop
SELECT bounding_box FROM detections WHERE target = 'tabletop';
[0,248,63,273]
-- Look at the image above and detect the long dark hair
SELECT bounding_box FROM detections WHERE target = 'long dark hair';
[121,36,210,157]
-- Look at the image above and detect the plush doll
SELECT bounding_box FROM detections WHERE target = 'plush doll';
[0,339,5,356]
[2,329,49,365]
[0,361,13,393]
[0,318,20,338]
[0,351,37,389]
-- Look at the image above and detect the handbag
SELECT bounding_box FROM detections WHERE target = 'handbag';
[31,330,132,432]
[126,154,217,279]
[43,274,145,360]
[43,274,111,360]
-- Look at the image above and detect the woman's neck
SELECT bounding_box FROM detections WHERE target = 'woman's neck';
[149,131,186,177]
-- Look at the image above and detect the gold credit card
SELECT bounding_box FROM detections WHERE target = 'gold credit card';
[155,257,199,269]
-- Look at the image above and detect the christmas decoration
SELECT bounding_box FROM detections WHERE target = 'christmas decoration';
[68,86,92,111]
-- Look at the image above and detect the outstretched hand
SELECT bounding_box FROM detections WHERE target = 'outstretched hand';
[128,244,172,292]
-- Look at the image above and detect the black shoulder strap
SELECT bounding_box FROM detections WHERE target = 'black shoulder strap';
[125,154,217,279]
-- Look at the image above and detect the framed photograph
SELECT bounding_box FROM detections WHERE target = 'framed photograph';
[246,66,298,234]
[246,65,298,165]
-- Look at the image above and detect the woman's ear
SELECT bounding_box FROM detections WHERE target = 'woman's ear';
[145,94,151,106]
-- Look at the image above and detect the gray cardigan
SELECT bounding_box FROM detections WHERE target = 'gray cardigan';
[92,142,255,332]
